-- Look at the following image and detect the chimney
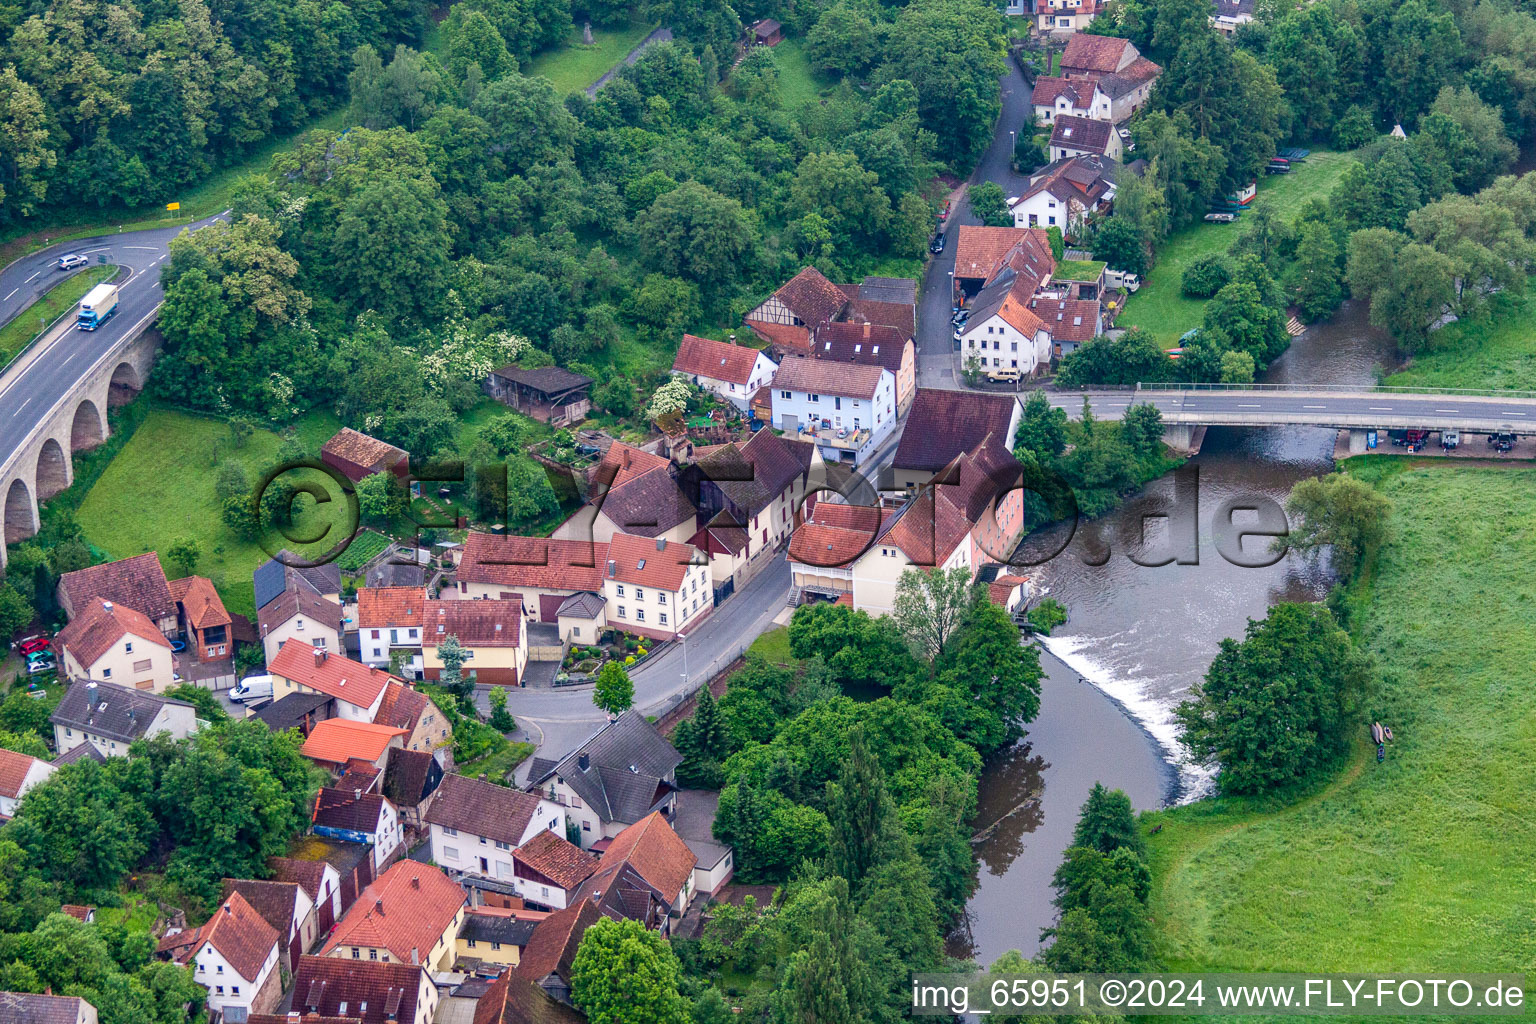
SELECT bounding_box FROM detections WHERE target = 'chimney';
[728,334,737,345]
[102,600,113,613]
[578,752,590,772]
[410,948,419,965]
[411,876,420,889]
[478,773,487,782]
[353,788,361,800]
[375,898,384,913]
[87,681,98,704]
[287,1013,300,1023]
[863,322,871,339]
[655,538,666,552]
[223,903,232,916]
[314,646,326,667]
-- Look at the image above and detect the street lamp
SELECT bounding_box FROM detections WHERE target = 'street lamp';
[679,632,689,689]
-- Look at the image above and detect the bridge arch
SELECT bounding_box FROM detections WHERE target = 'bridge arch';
[71,399,105,451]
[3,478,37,544]
[35,438,70,500]
[108,361,141,406]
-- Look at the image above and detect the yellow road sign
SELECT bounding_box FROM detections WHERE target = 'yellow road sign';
[166,202,181,211]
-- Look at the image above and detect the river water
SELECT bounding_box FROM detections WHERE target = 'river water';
[948,300,1400,964]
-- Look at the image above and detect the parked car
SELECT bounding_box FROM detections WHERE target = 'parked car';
[25,652,55,675]
[951,309,970,326]
[229,674,274,704]
[1204,212,1236,223]
[56,253,88,271]
[929,231,946,254]
[986,368,1023,384]
[952,326,965,343]
[1404,429,1430,447]
[14,634,51,656]
[1491,431,1517,452]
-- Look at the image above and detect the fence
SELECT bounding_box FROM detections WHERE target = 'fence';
[647,639,755,731]
[1134,382,1536,399]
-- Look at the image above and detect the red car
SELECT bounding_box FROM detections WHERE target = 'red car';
[16,635,51,657]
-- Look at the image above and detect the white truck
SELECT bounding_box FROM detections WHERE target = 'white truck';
[77,283,120,331]
[1105,268,1141,292]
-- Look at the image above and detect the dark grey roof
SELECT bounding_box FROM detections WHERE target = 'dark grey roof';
[255,553,342,611]
[857,277,917,305]
[489,366,594,396]
[366,562,427,589]
[253,558,287,613]
[51,742,106,766]
[528,711,682,825]
[0,993,93,1024]
[459,914,538,946]
[382,748,442,808]
[50,680,192,743]
[555,592,605,619]
[252,691,333,733]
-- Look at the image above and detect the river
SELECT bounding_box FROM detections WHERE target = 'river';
[947,299,1400,964]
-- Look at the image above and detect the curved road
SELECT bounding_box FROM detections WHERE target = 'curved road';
[0,214,228,474]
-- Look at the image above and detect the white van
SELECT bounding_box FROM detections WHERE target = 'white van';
[229,674,274,704]
[1105,268,1141,292]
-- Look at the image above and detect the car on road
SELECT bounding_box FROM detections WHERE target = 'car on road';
[14,634,51,657]
[56,253,88,271]
[930,231,946,254]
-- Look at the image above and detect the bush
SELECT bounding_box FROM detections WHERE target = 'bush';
[1181,254,1232,298]
[1026,598,1068,635]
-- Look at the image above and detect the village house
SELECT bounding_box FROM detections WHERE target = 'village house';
[269,858,345,936]
[0,748,54,820]
[484,366,593,426]
[250,691,335,738]
[808,320,917,414]
[356,588,427,674]
[380,748,444,829]
[516,901,599,1007]
[300,720,408,773]
[525,711,683,849]
[554,442,697,546]
[682,429,818,595]
[321,862,466,972]
[50,679,200,758]
[743,267,918,360]
[374,682,450,756]
[770,356,897,467]
[1049,114,1123,162]
[459,962,585,1024]
[1031,295,1103,358]
[0,993,98,1024]
[256,576,343,666]
[269,645,395,722]
[958,268,1055,377]
[454,533,608,622]
[580,812,698,936]
[1031,75,1113,124]
[892,389,1022,491]
[1008,156,1117,234]
[1211,0,1254,34]
[510,830,598,911]
[553,592,607,647]
[168,575,232,663]
[321,428,409,484]
[1057,34,1161,123]
[286,956,439,1024]
[1036,0,1103,33]
[601,533,713,641]
[953,225,1056,298]
[312,787,405,872]
[454,909,540,968]
[425,773,565,885]
[55,552,177,637]
[158,891,283,1019]
[222,878,319,973]
[670,334,777,411]
[53,599,174,692]
[358,588,529,685]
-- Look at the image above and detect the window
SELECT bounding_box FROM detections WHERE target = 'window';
[582,820,591,831]
[232,988,240,996]
[636,609,645,622]
[296,618,305,631]
[467,939,478,949]
[409,628,418,639]
[65,728,71,737]
[197,964,205,973]
[541,887,550,898]
[1011,342,1018,352]
[369,950,378,961]
[133,659,152,673]
[217,965,224,974]
[216,987,224,995]
[443,826,458,836]
[371,630,380,640]
[570,796,581,808]
[780,390,791,400]
[658,593,666,605]
[495,840,510,850]
[102,668,112,678]
[834,396,841,410]
[659,613,668,625]
[124,641,133,653]
[1048,216,1057,226]
[616,584,625,597]
[351,948,361,960]
[618,606,626,618]
[634,588,644,600]
[809,393,820,403]
[491,942,502,951]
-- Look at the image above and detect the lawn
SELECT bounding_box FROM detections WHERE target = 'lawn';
[769,39,834,108]
[747,625,793,665]
[524,20,657,95]
[1384,285,1536,392]
[0,265,117,368]
[1144,463,1536,979]
[74,407,343,618]
[1117,150,1360,346]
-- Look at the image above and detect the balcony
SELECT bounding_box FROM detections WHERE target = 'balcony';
[798,421,871,451]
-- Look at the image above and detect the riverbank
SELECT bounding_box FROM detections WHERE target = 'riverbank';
[1143,462,1536,975]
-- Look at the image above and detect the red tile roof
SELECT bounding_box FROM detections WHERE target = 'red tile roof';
[767,266,848,328]
[846,298,916,341]
[356,588,428,630]
[771,354,887,400]
[258,585,343,638]
[809,321,909,374]
[300,720,407,766]
[458,534,608,593]
[1030,296,1101,342]
[54,599,170,667]
[672,335,763,385]
[989,575,1031,606]
[177,891,281,980]
[321,862,464,963]
[58,552,174,622]
[787,502,889,568]
[880,487,975,566]
[222,879,306,937]
[60,905,94,921]
[954,225,1056,282]
[591,442,670,495]
[597,466,698,540]
[0,748,46,800]
[424,772,549,846]
[514,830,599,890]
[1031,75,1094,108]
[322,428,407,469]
[289,956,428,1024]
[169,576,231,631]
[269,644,395,710]
[894,389,1019,474]
[744,320,811,354]
[374,682,432,737]
[422,600,521,648]
[1061,33,1135,74]
[603,532,703,592]
[516,900,599,984]
[585,811,696,909]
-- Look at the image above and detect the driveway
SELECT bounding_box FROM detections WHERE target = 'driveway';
[915,59,1039,391]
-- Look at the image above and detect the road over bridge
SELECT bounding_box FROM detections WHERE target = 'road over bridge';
[1044,384,1536,449]
[0,214,227,570]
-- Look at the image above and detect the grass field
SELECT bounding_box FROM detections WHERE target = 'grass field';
[1385,285,1536,392]
[770,39,834,108]
[1118,150,1360,345]
[0,265,117,367]
[1144,463,1536,982]
[75,408,342,618]
[524,21,656,94]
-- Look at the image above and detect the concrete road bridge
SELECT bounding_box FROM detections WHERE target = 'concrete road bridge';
[1044,384,1536,451]
[0,214,227,572]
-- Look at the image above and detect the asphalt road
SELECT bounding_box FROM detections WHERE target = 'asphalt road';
[0,214,227,477]
[1045,388,1536,431]
[916,60,1039,391]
